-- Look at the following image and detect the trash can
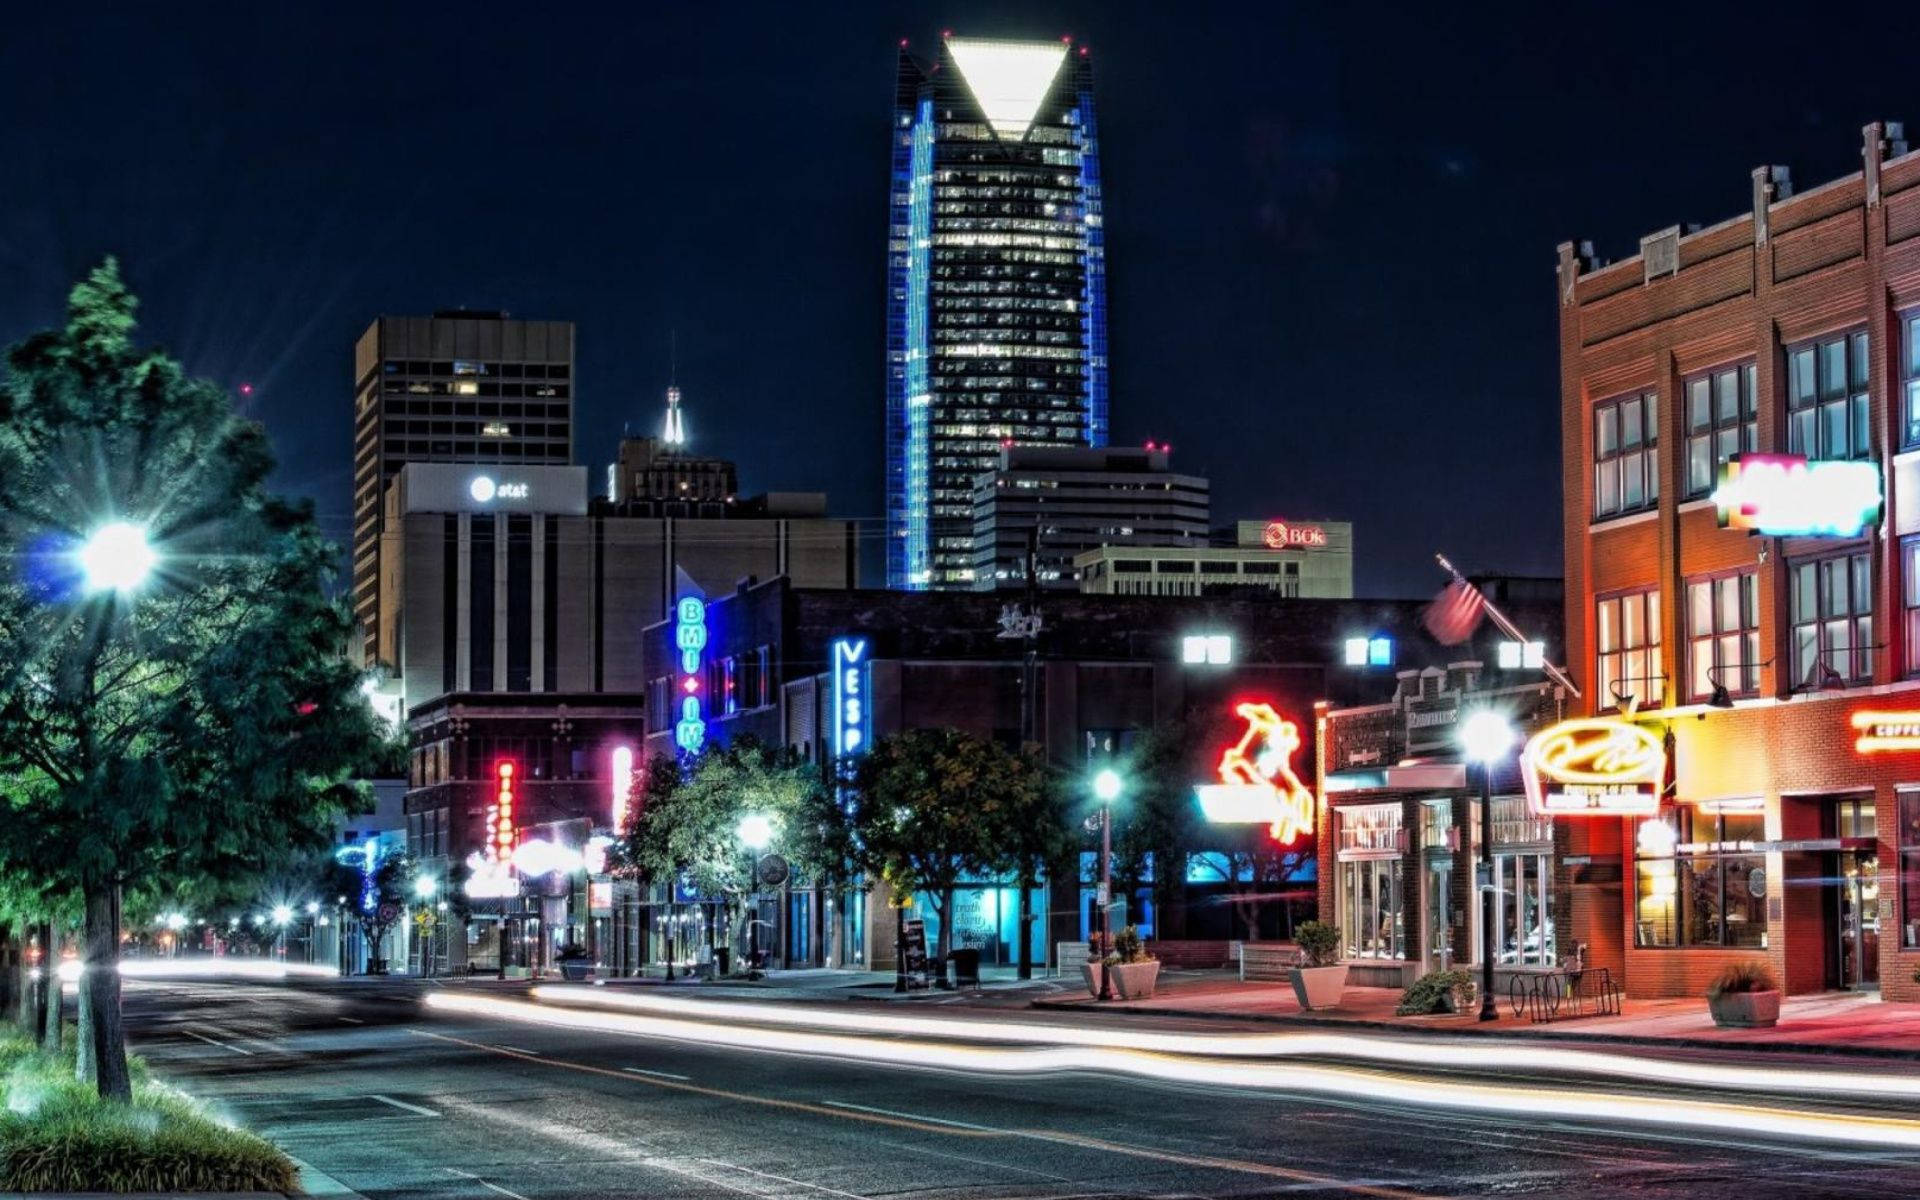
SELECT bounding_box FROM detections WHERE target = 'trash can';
[950,948,981,988]
[715,946,731,977]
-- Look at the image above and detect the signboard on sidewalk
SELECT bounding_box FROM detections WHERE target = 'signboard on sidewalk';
[901,918,930,991]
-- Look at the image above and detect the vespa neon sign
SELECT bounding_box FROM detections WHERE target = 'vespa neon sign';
[1520,718,1664,816]
[1194,702,1315,846]
[831,638,870,758]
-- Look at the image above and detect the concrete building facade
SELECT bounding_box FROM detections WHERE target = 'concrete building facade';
[1077,518,1354,598]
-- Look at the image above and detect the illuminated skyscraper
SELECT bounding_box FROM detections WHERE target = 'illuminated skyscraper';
[886,34,1108,589]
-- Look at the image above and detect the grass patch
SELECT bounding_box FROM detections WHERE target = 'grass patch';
[0,1030,296,1193]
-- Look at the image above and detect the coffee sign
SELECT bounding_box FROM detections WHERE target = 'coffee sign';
[1520,717,1664,817]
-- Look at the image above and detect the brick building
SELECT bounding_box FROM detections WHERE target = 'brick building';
[1561,121,1920,1000]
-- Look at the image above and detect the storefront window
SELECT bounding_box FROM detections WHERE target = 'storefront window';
[1340,857,1404,960]
[1635,807,1766,948]
[1901,791,1920,950]
[1495,852,1555,965]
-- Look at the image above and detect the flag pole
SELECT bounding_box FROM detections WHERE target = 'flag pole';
[1435,553,1582,699]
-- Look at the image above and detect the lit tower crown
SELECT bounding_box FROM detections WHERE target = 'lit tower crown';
[662,385,687,447]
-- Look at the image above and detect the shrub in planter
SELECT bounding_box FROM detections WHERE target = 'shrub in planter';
[1104,925,1160,999]
[1395,968,1478,1016]
[1706,958,1780,1029]
[1288,920,1347,1010]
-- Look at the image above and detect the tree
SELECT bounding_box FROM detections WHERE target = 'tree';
[322,850,415,973]
[0,262,385,1099]
[1108,715,1210,937]
[986,749,1069,980]
[852,728,1055,961]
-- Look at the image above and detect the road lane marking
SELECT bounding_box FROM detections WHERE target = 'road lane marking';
[183,1030,252,1055]
[821,1100,1000,1131]
[695,1157,871,1199]
[410,1030,1435,1198]
[368,1093,440,1117]
[336,1016,365,1025]
[858,1136,1074,1183]
[444,1167,533,1200]
[622,1066,691,1081]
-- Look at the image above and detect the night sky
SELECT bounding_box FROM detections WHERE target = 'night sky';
[2,3,1912,595]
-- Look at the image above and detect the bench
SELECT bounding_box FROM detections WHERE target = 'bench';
[1238,942,1297,982]
[1054,941,1090,977]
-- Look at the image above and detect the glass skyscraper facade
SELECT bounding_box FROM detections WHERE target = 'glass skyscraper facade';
[886,35,1108,589]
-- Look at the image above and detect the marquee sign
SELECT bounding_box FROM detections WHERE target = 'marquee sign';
[831,638,871,758]
[674,596,708,756]
[1194,702,1315,845]
[1263,520,1328,549]
[1851,710,1920,753]
[465,760,521,899]
[1520,718,1664,816]
[610,745,634,832]
[1711,454,1881,538]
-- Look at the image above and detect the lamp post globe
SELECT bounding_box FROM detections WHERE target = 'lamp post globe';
[78,521,157,594]
[1460,710,1514,764]
[1092,768,1123,804]
[736,814,773,852]
[413,875,438,900]
[1089,767,1124,1001]
[270,905,292,927]
[1457,709,1515,1023]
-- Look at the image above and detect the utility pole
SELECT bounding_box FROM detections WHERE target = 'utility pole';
[1020,524,1040,980]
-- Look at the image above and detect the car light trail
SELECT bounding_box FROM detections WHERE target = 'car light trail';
[115,959,337,980]
[528,986,1920,1104]
[432,992,1920,1149]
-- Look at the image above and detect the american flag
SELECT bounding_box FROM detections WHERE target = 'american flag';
[1423,578,1486,645]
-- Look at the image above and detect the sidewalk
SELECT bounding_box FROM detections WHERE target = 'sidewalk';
[1030,969,1920,1059]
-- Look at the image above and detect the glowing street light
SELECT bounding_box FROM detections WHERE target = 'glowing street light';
[414,875,438,900]
[77,521,156,594]
[1458,710,1516,1023]
[1090,767,1125,1002]
[270,905,292,926]
[736,814,773,851]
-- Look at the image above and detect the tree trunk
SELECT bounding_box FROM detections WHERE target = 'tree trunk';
[0,924,14,1020]
[75,968,94,1084]
[936,887,954,959]
[38,921,60,1053]
[1016,872,1033,980]
[83,885,131,1102]
[15,927,36,1033]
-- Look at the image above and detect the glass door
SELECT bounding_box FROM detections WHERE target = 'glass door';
[1834,798,1880,990]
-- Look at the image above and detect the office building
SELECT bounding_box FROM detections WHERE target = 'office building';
[353,313,576,664]
[605,385,740,511]
[969,445,1208,590]
[1559,121,1920,1000]
[1077,518,1355,598]
[886,34,1109,589]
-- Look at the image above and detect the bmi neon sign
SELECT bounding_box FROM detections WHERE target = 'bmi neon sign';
[1520,718,1663,816]
[1194,702,1315,846]
[831,638,870,758]
[1851,710,1920,753]
[1263,520,1327,549]
[674,596,708,756]
[1711,453,1881,538]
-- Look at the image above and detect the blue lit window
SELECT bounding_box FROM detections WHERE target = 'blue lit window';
[1368,637,1393,666]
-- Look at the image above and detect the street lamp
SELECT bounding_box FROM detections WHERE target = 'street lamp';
[78,521,157,594]
[737,815,773,975]
[1459,710,1515,1023]
[271,905,292,960]
[1091,767,1123,1002]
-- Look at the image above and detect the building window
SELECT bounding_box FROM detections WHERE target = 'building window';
[1789,550,1872,687]
[1596,588,1662,709]
[1901,791,1920,949]
[1593,390,1658,520]
[1634,807,1766,948]
[1336,804,1404,960]
[1786,331,1870,461]
[1904,314,1920,448]
[1685,363,1757,497]
[1685,572,1760,700]
[1906,539,1920,678]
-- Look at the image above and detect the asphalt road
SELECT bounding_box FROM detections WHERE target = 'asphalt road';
[123,978,1920,1199]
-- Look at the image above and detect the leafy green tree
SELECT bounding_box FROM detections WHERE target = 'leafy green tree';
[985,747,1069,980]
[0,262,385,1099]
[321,850,415,973]
[1107,715,1210,936]
[852,728,1056,961]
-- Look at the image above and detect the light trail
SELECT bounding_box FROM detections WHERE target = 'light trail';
[432,992,1920,1149]
[529,986,1920,1103]
[116,958,336,980]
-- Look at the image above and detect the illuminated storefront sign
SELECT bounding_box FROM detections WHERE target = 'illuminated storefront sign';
[831,638,871,758]
[1194,702,1315,846]
[465,760,520,899]
[1851,710,1920,753]
[1520,718,1664,816]
[468,475,531,504]
[1711,454,1881,538]
[674,596,708,756]
[1263,520,1328,549]
[610,745,634,831]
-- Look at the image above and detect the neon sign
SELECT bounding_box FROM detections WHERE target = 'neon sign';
[1194,702,1315,846]
[1851,710,1920,753]
[1520,718,1663,816]
[1263,520,1327,549]
[464,761,520,899]
[674,596,708,756]
[468,476,531,504]
[1711,454,1881,538]
[831,638,870,758]
[610,745,634,831]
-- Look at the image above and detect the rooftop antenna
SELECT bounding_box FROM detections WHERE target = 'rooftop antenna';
[662,330,686,447]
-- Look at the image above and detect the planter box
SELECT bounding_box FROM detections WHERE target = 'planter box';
[1289,963,1349,1011]
[559,961,593,981]
[1080,962,1104,998]
[1109,960,1160,1000]
[1708,989,1780,1029]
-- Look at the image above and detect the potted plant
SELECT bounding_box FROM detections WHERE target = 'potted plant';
[1080,931,1109,998]
[1706,958,1779,1028]
[1288,920,1346,1010]
[556,943,594,982]
[1106,926,1160,1000]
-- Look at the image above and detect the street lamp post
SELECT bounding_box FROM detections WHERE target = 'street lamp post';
[1459,711,1515,1023]
[270,905,292,960]
[737,815,772,976]
[1091,768,1123,1002]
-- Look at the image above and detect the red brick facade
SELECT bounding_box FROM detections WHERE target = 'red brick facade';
[1562,121,1920,1000]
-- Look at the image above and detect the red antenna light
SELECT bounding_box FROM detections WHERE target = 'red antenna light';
[239,383,254,396]
[899,38,908,47]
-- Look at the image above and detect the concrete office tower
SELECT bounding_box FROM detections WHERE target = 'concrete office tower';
[886,34,1108,589]
[353,313,575,664]
[970,445,1209,590]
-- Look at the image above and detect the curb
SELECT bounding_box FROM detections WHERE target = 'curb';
[1027,997,1920,1062]
[288,1155,367,1198]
